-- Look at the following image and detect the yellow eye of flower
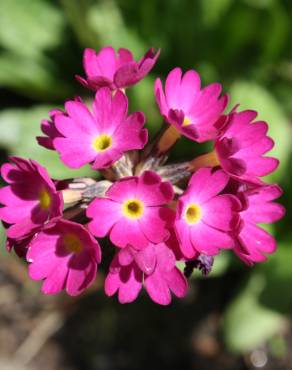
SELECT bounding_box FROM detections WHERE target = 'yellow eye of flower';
[63,233,83,253]
[92,134,112,152]
[122,199,144,220]
[182,117,192,126]
[184,203,202,225]
[39,189,51,210]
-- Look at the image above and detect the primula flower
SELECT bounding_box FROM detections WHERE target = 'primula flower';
[37,109,63,150]
[0,45,286,304]
[215,110,279,184]
[0,157,63,239]
[6,235,34,258]
[234,185,285,265]
[155,67,228,142]
[174,168,240,258]
[53,87,148,169]
[105,241,188,305]
[27,219,101,296]
[76,46,160,91]
[87,171,174,249]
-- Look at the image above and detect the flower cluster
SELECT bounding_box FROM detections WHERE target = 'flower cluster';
[0,46,285,304]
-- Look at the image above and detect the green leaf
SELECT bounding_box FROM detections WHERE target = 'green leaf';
[0,52,72,100]
[0,106,95,179]
[87,0,145,54]
[229,81,292,182]
[223,273,284,353]
[259,242,292,314]
[243,0,275,9]
[0,0,64,57]
[200,0,233,27]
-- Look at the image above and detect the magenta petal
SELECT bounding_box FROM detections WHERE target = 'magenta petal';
[84,47,116,79]
[118,48,134,64]
[203,195,237,231]
[0,203,35,223]
[178,69,201,110]
[114,61,139,88]
[165,67,182,108]
[144,271,171,305]
[66,253,97,296]
[110,218,149,249]
[246,200,285,224]
[91,147,123,169]
[137,171,174,206]
[238,222,276,255]
[106,177,138,202]
[7,218,40,239]
[155,243,176,273]
[92,88,126,133]
[139,207,174,244]
[105,263,143,303]
[87,198,121,238]
[114,112,147,151]
[118,246,135,266]
[65,100,97,136]
[135,245,157,275]
[54,137,96,168]
[41,261,68,295]
[27,235,60,280]
[155,243,175,272]
[1,163,23,183]
[174,219,196,259]
[242,185,285,224]
[154,78,168,116]
[164,267,188,298]
[188,168,229,203]
[190,222,234,255]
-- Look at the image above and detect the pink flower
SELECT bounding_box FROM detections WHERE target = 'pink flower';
[53,88,148,169]
[76,46,160,91]
[234,185,285,265]
[174,168,240,258]
[105,241,188,305]
[155,68,228,142]
[215,110,279,184]
[6,234,34,258]
[87,171,175,249]
[37,109,63,150]
[27,219,101,296]
[0,157,63,239]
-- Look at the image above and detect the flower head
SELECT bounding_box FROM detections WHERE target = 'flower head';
[0,157,63,239]
[215,110,279,184]
[87,171,175,249]
[234,185,285,265]
[53,87,148,170]
[105,240,188,305]
[175,168,240,258]
[0,44,285,305]
[155,67,228,142]
[76,46,160,91]
[27,219,101,296]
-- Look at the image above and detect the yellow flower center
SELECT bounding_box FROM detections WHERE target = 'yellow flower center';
[122,199,144,220]
[39,189,51,210]
[92,134,112,152]
[184,203,202,225]
[63,233,83,253]
[182,117,192,126]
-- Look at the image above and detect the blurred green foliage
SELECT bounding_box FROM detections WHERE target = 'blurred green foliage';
[0,0,292,356]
